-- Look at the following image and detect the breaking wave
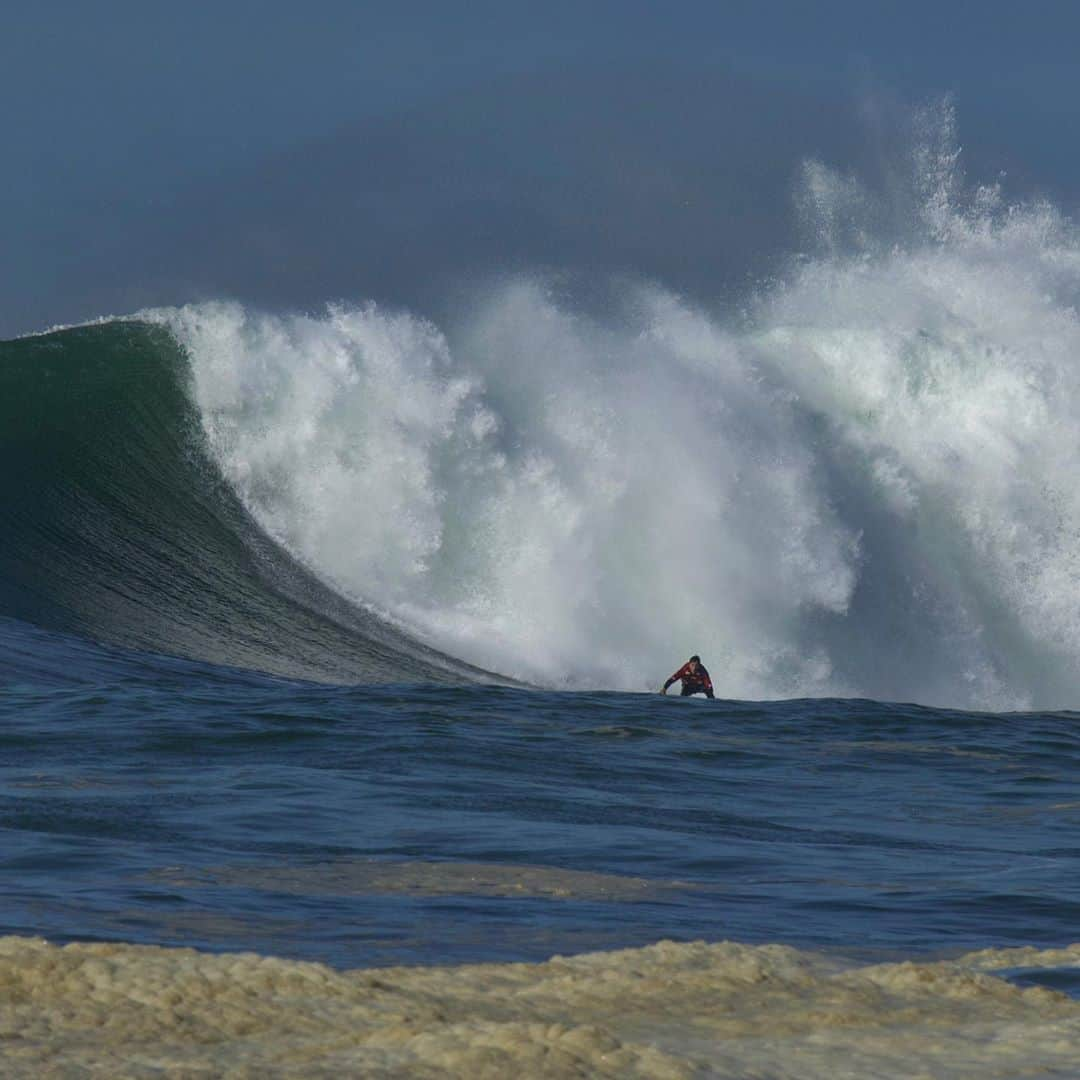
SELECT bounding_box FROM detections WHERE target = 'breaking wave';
[7,102,1080,707]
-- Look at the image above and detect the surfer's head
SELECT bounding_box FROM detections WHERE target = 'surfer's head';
[689,655,700,668]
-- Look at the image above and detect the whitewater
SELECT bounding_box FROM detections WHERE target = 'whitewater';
[2,103,1079,1077]
[126,106,1080,710]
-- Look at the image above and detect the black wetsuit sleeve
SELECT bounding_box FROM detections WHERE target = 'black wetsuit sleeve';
[699,666,715,698]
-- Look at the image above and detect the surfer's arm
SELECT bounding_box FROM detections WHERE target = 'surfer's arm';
[662,664,690,692]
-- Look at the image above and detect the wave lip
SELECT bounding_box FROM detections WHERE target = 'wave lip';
[0,321,499,685]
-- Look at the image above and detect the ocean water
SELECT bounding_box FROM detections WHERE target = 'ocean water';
[5,621,1077,970]
[2,105,1080,1075]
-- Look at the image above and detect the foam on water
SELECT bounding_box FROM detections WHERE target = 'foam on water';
[147,858,710,901]
[147,103,1080,708]
[2,935,1078,1077]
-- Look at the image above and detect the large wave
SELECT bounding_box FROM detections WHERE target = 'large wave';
[139,105,1080,707]
[8,102,1080,707]
[153,287,855,697]
[0,321,497,684]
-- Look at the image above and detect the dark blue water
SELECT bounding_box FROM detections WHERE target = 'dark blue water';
[3,616,1077,972]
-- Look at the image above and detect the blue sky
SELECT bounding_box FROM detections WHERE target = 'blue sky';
[4,1,1080,336]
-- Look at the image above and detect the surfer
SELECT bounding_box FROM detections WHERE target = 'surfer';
[661,655,715,698]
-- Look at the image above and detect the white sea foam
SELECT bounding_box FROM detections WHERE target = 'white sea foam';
[149,102,1080,707]
[1,934,1077,1077]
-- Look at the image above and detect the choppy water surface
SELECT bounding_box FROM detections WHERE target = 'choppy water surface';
[3,620,1077,978]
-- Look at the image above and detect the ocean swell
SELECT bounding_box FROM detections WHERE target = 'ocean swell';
[0,321,494,685]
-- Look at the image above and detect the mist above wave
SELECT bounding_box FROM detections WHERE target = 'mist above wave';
[151,102,1080,707]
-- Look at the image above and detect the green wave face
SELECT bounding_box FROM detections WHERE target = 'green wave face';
[0,322,490,684]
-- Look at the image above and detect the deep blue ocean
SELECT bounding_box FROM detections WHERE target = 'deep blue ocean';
[3,612,1079,988]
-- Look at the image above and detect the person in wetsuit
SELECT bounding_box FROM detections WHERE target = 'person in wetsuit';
[661,655,714,698]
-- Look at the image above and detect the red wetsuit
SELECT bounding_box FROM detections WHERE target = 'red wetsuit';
[664,662,714,698]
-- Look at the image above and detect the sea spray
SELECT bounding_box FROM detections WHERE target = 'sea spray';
[157,291,855,696]
[39,103,1054,708]
[136,101,1080,705]
[752,102,1080,707]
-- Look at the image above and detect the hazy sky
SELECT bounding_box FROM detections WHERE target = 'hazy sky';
[4,1,1080,336]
